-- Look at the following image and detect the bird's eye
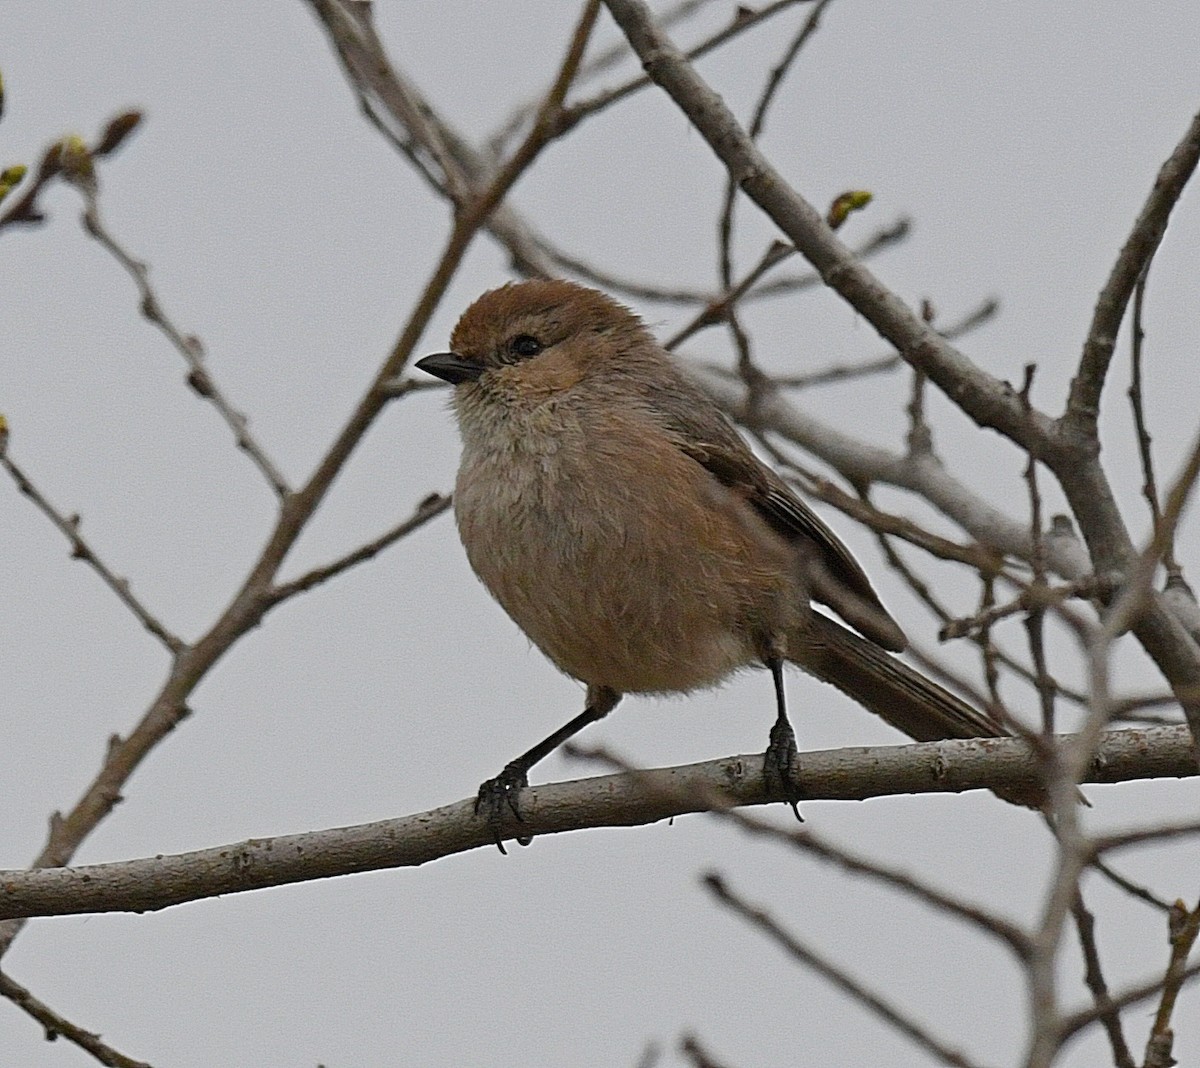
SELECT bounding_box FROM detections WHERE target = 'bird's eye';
[508,334,543,359]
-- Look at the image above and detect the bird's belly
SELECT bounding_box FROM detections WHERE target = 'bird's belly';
[454,454,768,693]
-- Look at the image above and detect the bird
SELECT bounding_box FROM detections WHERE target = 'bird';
[416,279,1008,845]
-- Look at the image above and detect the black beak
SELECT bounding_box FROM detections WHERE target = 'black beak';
[415,352,484,384]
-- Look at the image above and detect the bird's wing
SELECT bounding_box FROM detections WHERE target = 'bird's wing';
[667,423,907,651]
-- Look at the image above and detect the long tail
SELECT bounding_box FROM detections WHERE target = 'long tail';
[789,612,1005,742]
[787,614,1050,808]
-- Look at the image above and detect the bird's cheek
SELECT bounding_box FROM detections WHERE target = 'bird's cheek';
[501,351,587,401]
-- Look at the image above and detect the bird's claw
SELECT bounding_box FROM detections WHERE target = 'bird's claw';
[475,763,533,853]
[764,718,804,822]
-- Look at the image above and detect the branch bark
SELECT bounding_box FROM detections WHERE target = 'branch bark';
[0,726,1192,922]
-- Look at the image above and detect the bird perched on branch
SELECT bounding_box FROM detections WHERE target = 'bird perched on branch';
[417,279,1006,847]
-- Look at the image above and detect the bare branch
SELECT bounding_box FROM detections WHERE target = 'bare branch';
[0,971,150,1068]
[0,726,1192,921]
[702,872,990,1068]
[603,0,1057,458]
[0,448,183,654]
[560,1,812,135]
[718,0,832,288]
[1069,894,1136,1068]
[1059,958,1200,1044]
[268,491,451,605]
[1064,108,1200,436]
[73,179,292,498]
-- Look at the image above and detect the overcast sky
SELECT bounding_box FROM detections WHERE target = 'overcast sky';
[2,3,1199,1066]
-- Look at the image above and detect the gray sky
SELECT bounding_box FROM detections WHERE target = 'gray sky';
[2,3,1199,1066]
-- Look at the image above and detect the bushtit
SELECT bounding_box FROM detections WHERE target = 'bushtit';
[417,280,1005,842]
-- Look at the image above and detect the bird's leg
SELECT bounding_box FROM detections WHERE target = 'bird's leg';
[762,655,803,820]
[476,685,621,853]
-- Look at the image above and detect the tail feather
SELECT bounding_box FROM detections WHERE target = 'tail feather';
[786,613,1053,807]
[790,612,1005,743]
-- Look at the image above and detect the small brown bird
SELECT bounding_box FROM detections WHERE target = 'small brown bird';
[417,280,1004,842]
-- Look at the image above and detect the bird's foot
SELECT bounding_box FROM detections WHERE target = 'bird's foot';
[475,762,533,854]
[763,718,804,822]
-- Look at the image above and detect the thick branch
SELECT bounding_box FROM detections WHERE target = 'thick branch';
[603,0,1058,459]
[0,727,1192,921]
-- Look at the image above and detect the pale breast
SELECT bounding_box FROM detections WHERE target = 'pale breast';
[452,404,802,694]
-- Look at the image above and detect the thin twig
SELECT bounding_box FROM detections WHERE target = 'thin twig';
[1145,897,1200,1066]
[320,0,473,204]
[718,0,832,288]
[702,872,989,1068]
[0,110,141,231]
[0,971,151,1068]
[1019,366,1057,736]
[1127,265,1177,572]
[268,492,451,604]
[666,221,911,349]
[740,217,912,302]
[906,299,933,456]
[1092,819,1200,856]
[679,1033,735,1068]
[554,216,911,310]
[717,809,1030,956]
[490,0,719,154]
[1064,107,1200,435]
[540,247,714,304]
[0,449,183,654]
[304,0,556,278]
[558,1,810,136]
[712,295,999,390]
[1069,893,1135,1068]
[1058,959,1200,1043]
[634,1038,664,1068]
[73,178,292,499]
[1089,859,1175,913]
[940,577,1102,642]
[978,573,1006,714]
[570,740,1031,955]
